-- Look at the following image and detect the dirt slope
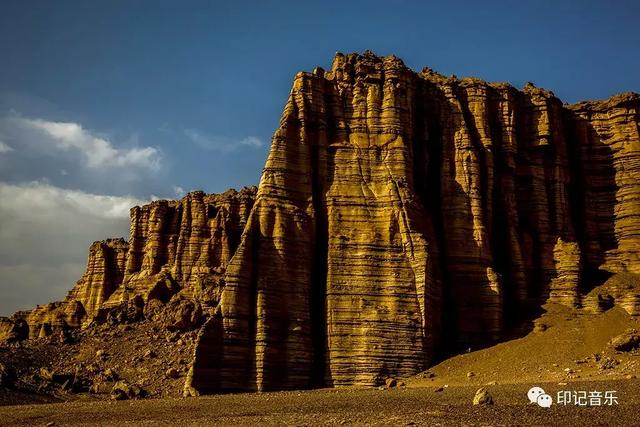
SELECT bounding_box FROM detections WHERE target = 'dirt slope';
[408,304,639,388]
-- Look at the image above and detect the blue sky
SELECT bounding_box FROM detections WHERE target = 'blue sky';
[0,0,639,314]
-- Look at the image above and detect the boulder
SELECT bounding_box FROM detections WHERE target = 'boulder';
[143,299,165,322]
[39,368,73,385]
[472,388,494,405]
[165,368,180,379]
[101,368,119,381]
[163,298,203,332]
[110,381,145,400]
[609,329,640,352]
[89,381,113,394]
[599,356,620,370]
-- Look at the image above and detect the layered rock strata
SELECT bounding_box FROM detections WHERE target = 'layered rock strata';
[188,51,640,392]
[3,188,256,339]
[4,51,639,394]
[104,188,255,311]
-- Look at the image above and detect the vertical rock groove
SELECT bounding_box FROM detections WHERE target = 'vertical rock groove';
[3,52,639,393]
[190,52,640,391]
[5,188,256,340]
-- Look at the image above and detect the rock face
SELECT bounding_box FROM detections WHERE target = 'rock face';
[72,239,129,322]
[103,188,255,311]
[0,318,16,342]
[4,51,639,395]
[188,51,640,392]
[3,188,256,340]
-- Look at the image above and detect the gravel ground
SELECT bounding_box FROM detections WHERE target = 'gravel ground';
[2,302,638,425]
[1,379,639,426]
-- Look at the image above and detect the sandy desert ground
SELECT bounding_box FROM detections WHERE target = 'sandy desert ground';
[2,302,639,425]
[1,379,639,426]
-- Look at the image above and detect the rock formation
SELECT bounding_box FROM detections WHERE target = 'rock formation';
[0,188,256,341]
[188,51,640,392]
[583,273,640,316]
[3,51,639,395]
[103,188,255,311]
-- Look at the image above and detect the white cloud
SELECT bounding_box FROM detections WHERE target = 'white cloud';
[0,181,145,220]
[184,129,264,152]
[0,141,13,153]
[19,118,161,170]
[0,263,86,314]
[0,181,148,315]
[172,185,186,197]
[239,136,263,148]
[0,114,167,196]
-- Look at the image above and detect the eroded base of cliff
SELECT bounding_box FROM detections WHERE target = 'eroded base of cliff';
[1,280,638,411]
[0,305,200,405]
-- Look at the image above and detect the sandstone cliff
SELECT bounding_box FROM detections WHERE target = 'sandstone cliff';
[3,51,639,395]
[104,188,255,311]
[188,51,640,392]
[2,188,256,341]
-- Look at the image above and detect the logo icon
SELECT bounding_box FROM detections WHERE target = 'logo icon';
[537,393,553,408]
[528,386,553,408]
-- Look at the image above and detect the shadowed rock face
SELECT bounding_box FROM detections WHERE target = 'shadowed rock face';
[188,51,640,392]
[1,188,256,340]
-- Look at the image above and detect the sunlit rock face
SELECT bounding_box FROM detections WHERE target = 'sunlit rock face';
[3,188,256,340]
[188,51,640,392]
[4,51,638,394]
[104,188,256,311]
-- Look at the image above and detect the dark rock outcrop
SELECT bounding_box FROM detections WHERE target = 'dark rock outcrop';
[608,328,640,352]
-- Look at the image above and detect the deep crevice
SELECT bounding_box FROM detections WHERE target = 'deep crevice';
[309,92,330,388]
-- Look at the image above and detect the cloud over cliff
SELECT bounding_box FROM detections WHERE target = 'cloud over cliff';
[0,181,146,315]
